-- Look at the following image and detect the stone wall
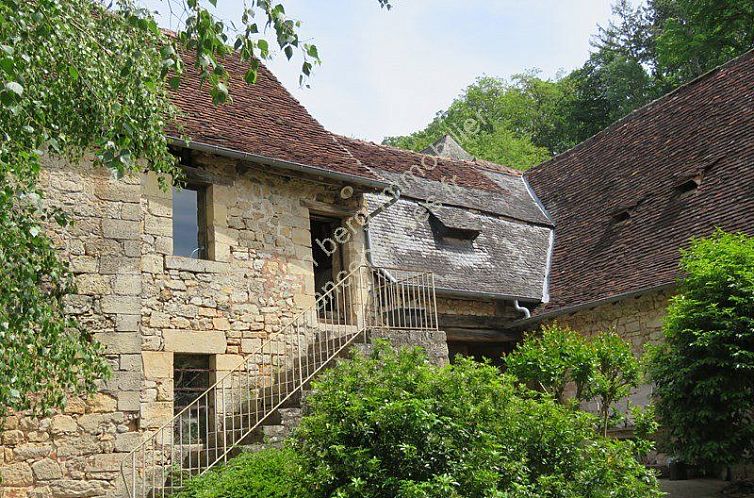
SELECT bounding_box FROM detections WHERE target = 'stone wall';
[365,329,450,366]
[435,297,496,317]
[0,152,351,498]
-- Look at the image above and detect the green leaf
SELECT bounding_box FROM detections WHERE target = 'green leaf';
[0,58,14,74]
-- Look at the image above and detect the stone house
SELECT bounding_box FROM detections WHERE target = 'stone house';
[1,44,753,498]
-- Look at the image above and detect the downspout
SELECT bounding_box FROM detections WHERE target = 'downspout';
[514,300,531,320]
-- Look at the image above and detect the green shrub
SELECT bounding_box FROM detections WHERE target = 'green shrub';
[174,448,309,498]
[505,325,641,437]
[504,323,594,403]
[293,342,660,498]
[647,230,754,467]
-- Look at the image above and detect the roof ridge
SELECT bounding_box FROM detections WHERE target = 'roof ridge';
[526,48,754,177]
[337,135,522,177]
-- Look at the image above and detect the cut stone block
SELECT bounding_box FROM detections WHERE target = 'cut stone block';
[142,352,173,379]
[163,330,227,354]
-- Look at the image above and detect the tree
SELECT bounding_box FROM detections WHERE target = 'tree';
[0,0,389,415]
[383,73,572,169]
[505,324,642,437]
[587,332,641,437]
[647,230,754,467]
[652,0,754,85]
[593,0,658,73]
[504,323,594,404]
[563,49,658,144]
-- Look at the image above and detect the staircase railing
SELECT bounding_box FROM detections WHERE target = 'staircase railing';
[120,265,437,498]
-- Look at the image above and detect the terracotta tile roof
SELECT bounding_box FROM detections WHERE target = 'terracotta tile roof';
[339,136,521,189]
[525,50,754,317]
[338,136,551,226]
[168,50,381,183]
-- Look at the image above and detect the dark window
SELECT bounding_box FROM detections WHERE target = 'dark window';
[428,215,479,250]
[173,185,208,259]
[447,341,514,369]
[676,177,701,195]
[173,354,211,443]
[612,210,631,223]
[173,354,211,414]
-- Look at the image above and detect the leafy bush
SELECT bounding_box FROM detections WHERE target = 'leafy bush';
[174,448,309,498]
[504,323,594,403]
[647,230,754,467]
[505,325,641,436]
[292,342,660,498]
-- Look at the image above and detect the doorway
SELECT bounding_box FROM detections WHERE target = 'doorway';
[309,215,345,320]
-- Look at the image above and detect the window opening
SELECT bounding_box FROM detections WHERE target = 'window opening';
[173,184,209,259]
[174,354,211,443]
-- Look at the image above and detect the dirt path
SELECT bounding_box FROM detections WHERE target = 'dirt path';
[660,479,728,497]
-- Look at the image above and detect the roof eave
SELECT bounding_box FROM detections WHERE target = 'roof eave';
[505,282,676,330]
[168,136,391,190]
[435,286,543,303]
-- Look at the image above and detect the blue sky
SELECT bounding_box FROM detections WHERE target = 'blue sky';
[148,0,616,142]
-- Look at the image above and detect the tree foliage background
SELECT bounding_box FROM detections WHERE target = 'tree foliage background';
[385,0,754,169]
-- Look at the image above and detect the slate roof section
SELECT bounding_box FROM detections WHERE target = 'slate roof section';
[339,137,553,300]
[365,194,552,301]
[168,50,382,183]
[525,50,754,317]
[421,135,475,161]
[429,205,484,232]
[340,137,552,226]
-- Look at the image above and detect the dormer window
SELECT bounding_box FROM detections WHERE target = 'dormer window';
[427,206,481,249]
[612,209,631,223]
[610,196,646,226]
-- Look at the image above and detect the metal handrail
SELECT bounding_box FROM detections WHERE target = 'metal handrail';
[120,265,437,498]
